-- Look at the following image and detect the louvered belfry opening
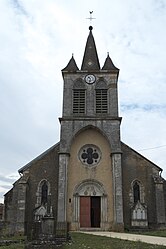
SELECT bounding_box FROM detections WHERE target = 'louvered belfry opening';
[96,89,108,113]
[73,89,86,114]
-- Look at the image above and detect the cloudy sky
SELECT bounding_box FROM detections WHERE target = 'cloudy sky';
[0,0,166,203]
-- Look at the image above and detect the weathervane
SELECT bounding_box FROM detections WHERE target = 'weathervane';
[86,11,96,25]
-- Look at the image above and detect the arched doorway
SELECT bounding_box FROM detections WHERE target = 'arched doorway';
[73,180,108,229]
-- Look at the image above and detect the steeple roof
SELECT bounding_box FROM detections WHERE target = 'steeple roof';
[102,53,119,71]
[62,55,79,72]
[81,26,100,71]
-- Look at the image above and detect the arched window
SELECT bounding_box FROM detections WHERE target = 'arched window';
[130,180,145,204]
[41,181,48,205]
[133,182,140,203]
[95,80,108,114]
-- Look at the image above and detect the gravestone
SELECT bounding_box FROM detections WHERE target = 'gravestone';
[26,194,60,248]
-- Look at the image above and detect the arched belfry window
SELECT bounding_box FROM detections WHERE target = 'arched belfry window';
[73,80,86,114]
[133,182,140,203]
[95,80,108,114]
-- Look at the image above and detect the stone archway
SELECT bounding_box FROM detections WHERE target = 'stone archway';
[72,180,108,230]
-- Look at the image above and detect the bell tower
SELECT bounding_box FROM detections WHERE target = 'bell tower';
[57,26,124,231]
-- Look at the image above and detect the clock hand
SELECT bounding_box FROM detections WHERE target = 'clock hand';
[88,76,91,82]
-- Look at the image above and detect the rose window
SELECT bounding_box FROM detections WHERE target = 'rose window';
[79,145,101,166]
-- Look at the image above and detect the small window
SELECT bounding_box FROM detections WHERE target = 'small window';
[41,181,48,205]
[96,89,108,113]
[73,89,85,114]
[133,182,140,203]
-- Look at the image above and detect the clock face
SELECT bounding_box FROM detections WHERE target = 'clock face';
[85,74,96,84]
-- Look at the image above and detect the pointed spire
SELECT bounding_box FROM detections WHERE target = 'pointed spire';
[62,54,79,72]
[102,53,119,71]
[81,26,100,71]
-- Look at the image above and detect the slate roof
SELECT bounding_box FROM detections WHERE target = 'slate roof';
[102,53,119,71]
[62,55,79,72]
[81,26,100,71]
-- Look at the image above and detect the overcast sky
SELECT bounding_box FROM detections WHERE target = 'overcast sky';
[0,0,166,203]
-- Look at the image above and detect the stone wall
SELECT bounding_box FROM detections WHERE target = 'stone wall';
[25,144,59,237]
[121,142,162,229]
[4,144,60,237]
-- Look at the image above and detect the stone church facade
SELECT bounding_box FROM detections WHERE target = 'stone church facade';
[4,26,166,236]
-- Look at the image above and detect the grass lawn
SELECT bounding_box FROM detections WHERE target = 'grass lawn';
[62,232,166,249]
[1,232,166,249]
[0,244,24,249]
[0,235,25,249]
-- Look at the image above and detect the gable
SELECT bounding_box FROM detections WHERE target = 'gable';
[19,142,60,174]
[121,141,162,173]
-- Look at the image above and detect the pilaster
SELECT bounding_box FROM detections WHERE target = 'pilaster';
[154,176,166,225]
[57,153,70,222]
[111,153,124,230]
[16,173,29,234]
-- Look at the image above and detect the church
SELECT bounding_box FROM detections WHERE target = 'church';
[4,26,166,236]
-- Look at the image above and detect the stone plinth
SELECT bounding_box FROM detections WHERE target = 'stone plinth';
[42,216,55,236]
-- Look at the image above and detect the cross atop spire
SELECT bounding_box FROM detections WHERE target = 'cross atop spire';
[86,11,96,25]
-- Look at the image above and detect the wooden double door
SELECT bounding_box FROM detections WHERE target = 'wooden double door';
[80,196,101,228]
